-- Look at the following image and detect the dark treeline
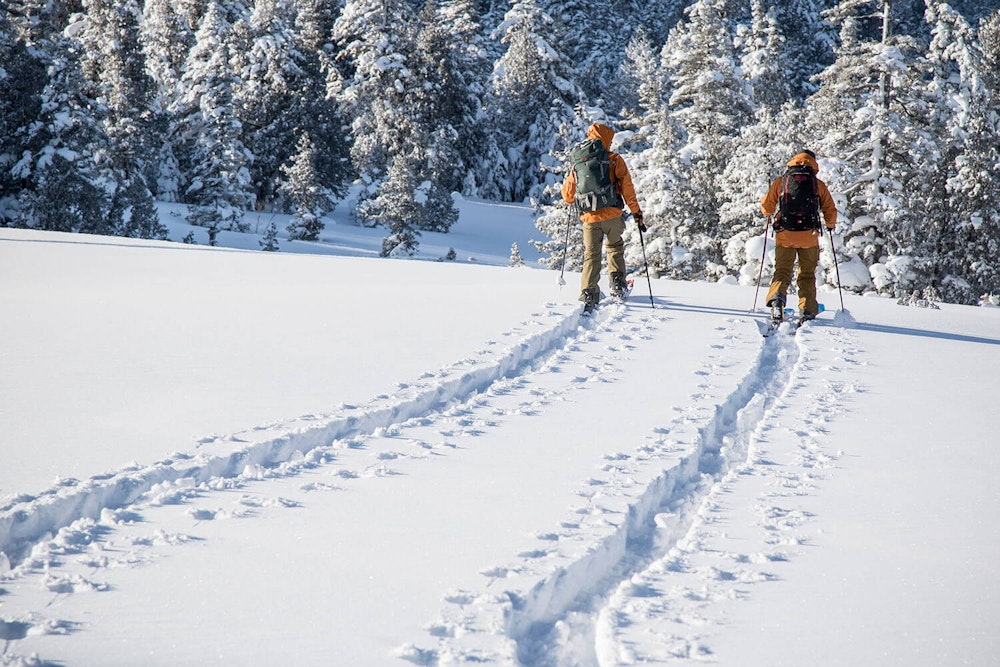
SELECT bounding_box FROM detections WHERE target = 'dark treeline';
[2,0,998,302]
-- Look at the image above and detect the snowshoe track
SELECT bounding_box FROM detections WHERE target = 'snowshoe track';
[407,317,806,665]
[0,303,599,567]
[1,298,862,667]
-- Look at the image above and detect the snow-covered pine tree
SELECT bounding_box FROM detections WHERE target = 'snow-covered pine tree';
[769,0,837,101]
[140,0,194,95]
[637,0,688,47]
[174,0,254,232]
[79,0,165,239]
[659,0,753,279]
[509,242,525,267]
[291,0,353,203]
[544,0,637,106]
[809,0,934,297]
[367,148,423,257]
[922,2,1000,303]
[412,0,489,196]
[0,10,46,225]
[616,27,664,120]
[329,0,415,195]
[13,6,115,234]
[738,0,794,111]
[140,0,195,201]
[482,0,580,203]
[237,0,306,210]
[280,132,333,241]
[260,218,280,250]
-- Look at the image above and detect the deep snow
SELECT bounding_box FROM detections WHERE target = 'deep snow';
[1,198,999,666]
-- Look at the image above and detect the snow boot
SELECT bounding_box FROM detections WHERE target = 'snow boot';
[581,287,600,315]
[610,272,629,300]
[767,295,786,325]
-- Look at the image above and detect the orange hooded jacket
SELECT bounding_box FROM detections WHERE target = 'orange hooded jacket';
[561,124,641,224]
[761,152,837,249]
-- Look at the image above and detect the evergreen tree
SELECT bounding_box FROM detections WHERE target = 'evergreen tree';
[544,0,637,105]
[369,150,423,257]
[260,219,280,250]
[922,2,1000,302]
[141,0,196,201]
[237,0,305,210]
[290,0,353,204]
[482,0,580,202]
[509,241,525,267]
[280,132,332,241]
[0,9,46,226]
[738,0,794,110]
[617,26,665,120]
[638,0,688,47]
[14,4,115,234]
[412,0,489,196]
[79,0,165,238]
[660,0,753,277]
[769,0,837,101]
[329,0,415,190]
[174,0,254,231]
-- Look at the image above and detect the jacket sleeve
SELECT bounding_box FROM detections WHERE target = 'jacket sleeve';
[818,181,837,229]
[761,177,781,217]
[613,155,640,214]
[561,170,576,206]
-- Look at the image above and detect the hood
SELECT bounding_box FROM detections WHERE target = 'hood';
[787,152,819,174]
[587,123,615,150]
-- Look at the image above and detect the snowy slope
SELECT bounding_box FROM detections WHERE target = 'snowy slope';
[1,202,999,667]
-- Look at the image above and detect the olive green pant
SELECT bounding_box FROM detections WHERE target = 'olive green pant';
[767,245,821,315]
[581,217,626,296]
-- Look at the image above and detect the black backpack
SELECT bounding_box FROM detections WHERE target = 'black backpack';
[778,164,820,231]
[570,139,623,212]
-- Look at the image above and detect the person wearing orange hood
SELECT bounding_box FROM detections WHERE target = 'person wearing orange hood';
[760,150,837,322]
[561,123,644,311]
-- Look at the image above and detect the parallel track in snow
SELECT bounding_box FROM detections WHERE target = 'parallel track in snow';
[0,302,600,567]
[406,316,805,666]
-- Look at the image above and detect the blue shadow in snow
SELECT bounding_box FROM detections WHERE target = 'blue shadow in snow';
[855,322,1000,346]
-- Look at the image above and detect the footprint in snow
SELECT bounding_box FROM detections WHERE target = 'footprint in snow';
[0,619,30,641]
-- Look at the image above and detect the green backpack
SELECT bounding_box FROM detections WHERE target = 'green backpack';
[570,139,623,212]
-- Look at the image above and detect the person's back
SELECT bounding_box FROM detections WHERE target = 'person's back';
[760,150,837,321]
[561,123,644,312]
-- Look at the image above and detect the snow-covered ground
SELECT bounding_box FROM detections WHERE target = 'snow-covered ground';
[2,198,999,667]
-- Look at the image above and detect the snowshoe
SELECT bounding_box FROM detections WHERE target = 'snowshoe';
[794,310,817,331]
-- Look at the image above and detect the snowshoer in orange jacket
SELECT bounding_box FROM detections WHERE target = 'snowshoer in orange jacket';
[760,150,837,320]
[561,123,644,310]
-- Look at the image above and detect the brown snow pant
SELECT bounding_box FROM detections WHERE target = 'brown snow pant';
[581,216,626,297]
[767,245,821,315]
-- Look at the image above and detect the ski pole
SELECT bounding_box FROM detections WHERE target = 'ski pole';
[557,205,573,287]
[828,228,846,311]
[638,224,655,309]
[752,215,771,312]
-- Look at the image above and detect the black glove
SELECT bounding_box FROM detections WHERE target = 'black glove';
[633,211,646,232]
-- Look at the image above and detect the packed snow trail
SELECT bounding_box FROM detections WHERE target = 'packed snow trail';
[0,303,584,565]
[414,311,813,666]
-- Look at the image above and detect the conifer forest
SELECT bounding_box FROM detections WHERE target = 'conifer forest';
[2,0,999,304]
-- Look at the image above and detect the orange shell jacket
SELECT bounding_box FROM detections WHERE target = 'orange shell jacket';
[562,123,641,223]
[761,152,838,248]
